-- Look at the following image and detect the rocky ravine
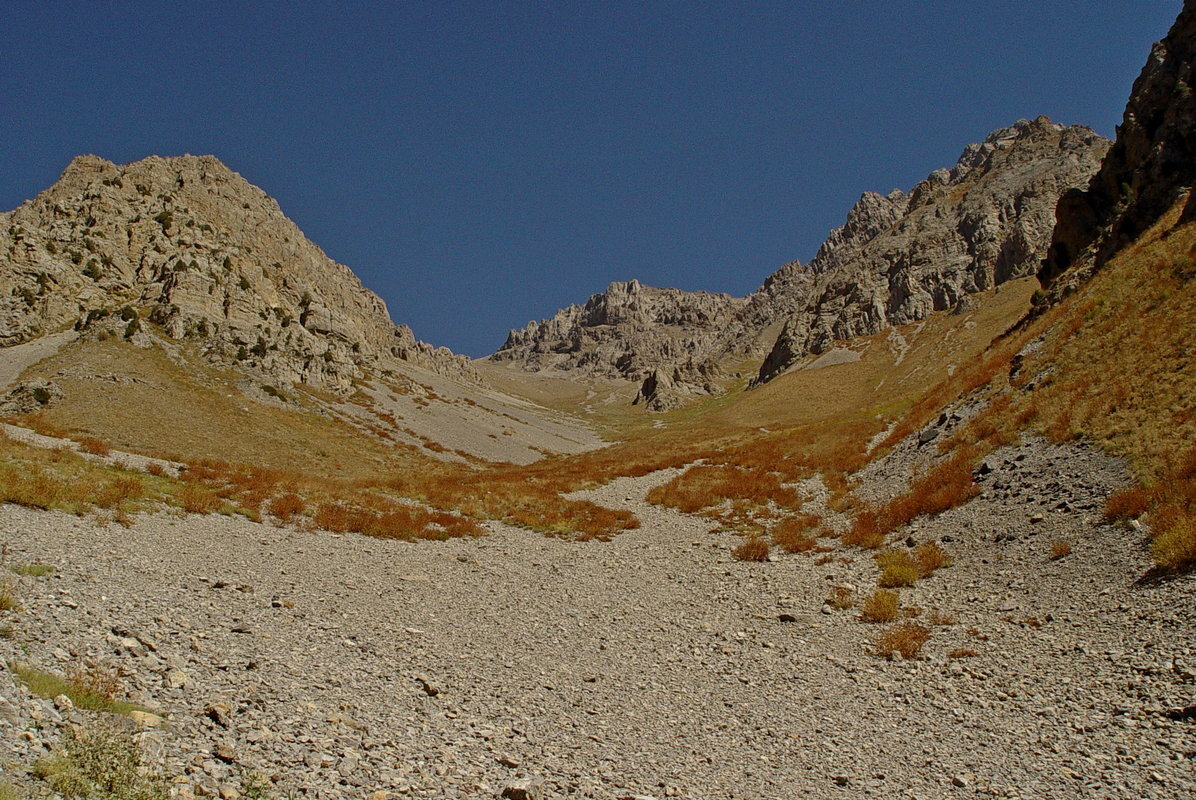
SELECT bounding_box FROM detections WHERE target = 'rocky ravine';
[0,155,476,395]
[0,432,1192,800]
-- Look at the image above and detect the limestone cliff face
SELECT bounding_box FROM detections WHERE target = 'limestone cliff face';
[0,155,475,393]
[752,117,1108,384]
[1040,0,1196,296]
[490,279,746,380]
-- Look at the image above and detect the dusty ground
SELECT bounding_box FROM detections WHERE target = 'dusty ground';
[0,434,1192,800]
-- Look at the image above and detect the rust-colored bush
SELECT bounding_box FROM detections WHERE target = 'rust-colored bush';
[1049,539,1072,560]
[267,492,305,522]
[873,621,931,659]
[732,537,770,562]
[913,541,951,577]
[772,514,821,553]
[1103,485,1154,522]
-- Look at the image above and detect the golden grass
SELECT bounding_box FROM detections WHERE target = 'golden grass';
[876,550,919,588]
[860,589,900,623]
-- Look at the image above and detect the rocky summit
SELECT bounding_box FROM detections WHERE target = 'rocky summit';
[489,118,1109,406]
[490,279,744,382]
[0,154,476,394]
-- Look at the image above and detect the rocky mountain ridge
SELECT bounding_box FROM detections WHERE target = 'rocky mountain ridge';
[0,154,476,395]
[752,116,1109,383]
[490,118,1109,407]
[490,279,745,381]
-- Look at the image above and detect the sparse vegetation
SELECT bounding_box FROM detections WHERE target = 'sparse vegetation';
[75,436,111,456]
[860,589,900,622]
[11,563,54,577]
[1049,539,1072,560]
[0,584,19,612]
[731,537,770,562]
[825,585,855,609]
[872,621,931,659]
[875,549,919,588]
[771,514,821,553]
[9,661,149,716]
[33,722,166,800]
[912,541,951,577]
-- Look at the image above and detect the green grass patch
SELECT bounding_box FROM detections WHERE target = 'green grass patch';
[8,662,151,716]
[11,563,54,577]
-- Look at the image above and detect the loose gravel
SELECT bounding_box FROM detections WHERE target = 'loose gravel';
[0,438,1192,799]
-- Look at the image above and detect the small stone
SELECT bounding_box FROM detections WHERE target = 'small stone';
[53,694,74,711]
[502,779,544,800]
[165,670,190,689]
[415,674,439,697]
[205,702,233,727]
[218,785,240,800]
[1029,513,1045,524]
[952,774,971,788]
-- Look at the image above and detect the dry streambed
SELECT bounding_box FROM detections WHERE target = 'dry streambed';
[0,440,1192,799]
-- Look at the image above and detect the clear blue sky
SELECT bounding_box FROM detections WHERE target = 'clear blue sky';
[1,1,1182,356]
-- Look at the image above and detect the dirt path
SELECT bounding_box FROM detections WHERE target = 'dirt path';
[0,329,77,391]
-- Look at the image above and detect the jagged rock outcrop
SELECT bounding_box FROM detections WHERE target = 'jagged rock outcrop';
[752,117,1108,384]
[1040,0,1196,297]
[633,359,727,412]
[0,154,476,393]
[490,279,746,380]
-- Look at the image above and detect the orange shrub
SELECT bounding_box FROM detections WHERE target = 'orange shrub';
[913,541,951,577]
[732,537,770,562]
[873,621,931,659]
[771,514,821,553]
[267,492,305,522]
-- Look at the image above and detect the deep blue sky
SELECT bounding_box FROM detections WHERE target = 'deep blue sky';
[1,2,1182,356]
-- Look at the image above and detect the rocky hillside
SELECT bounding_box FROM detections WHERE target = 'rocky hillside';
[0,155,476,394]
[1040,0,1196,297]
[490,279,745,380]
[751,117,1108,384]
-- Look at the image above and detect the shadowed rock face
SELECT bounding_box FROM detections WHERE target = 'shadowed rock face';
[752,117,1109,385]
[1040,0,1196,296]
[0,154,476,393]
[490,279,746,380]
